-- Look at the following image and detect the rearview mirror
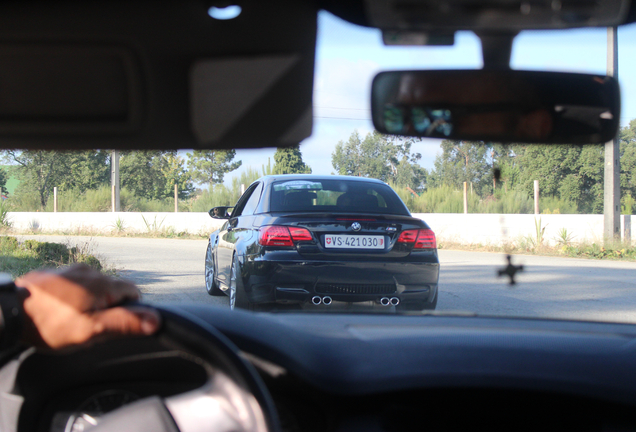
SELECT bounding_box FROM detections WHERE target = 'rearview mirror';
[371,70,620,144]
[209,206,233,219]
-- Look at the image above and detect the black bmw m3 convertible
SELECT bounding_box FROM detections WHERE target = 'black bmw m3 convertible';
[205,175,439,311]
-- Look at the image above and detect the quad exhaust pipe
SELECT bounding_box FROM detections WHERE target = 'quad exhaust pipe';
[314,295,395,307]
[380,297,400,306]
[311,296,333,306]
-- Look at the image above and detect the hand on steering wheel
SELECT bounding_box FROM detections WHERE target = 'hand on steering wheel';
[87,307,278,432]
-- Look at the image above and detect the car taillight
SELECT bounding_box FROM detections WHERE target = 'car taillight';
[259,226,312,246]
[289,227,312,241]
[397,228,436,249]
[415,229,436,249]
[259,226,293,246]
[397,229,418,243]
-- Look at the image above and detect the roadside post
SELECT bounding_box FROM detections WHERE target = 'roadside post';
[175,184,178,213]
[111,150,120,212]
[463,182,468,214]
[53,187,58,213]
[622,215,632,245]
[534,180,539,215]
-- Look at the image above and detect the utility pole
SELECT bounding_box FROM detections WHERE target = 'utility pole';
[111,150,120,212]
[604,27,620,243]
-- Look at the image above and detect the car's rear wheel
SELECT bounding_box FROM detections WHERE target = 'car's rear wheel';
[230,254,254,310]
[205,242,224,296]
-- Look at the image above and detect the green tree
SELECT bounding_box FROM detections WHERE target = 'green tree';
[187,150,242,186]
[160,152,195,199]
[0,167,8,196]
[120,151,193,200]
[262,158,274,176]
[512,144,604,214]
[2,150,109,209]
[120,151,163,199]
[273,146,311,174]
[60,151,110,192]
[332,131,426,189]
[620,119,636,208]
[428,140,492,196]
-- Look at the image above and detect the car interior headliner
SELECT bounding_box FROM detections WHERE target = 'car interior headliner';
[0,0,633,151]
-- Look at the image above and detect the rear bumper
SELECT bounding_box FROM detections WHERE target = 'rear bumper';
[239,251,439,306]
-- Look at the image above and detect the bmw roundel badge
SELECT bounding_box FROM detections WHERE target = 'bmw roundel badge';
[351,222,362,231]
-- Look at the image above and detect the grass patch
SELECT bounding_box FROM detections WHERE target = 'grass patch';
[8,226,209,240]
[0,236,107,278]
[438,238,636,261]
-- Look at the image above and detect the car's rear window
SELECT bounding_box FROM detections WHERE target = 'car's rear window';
[268,179,410,215]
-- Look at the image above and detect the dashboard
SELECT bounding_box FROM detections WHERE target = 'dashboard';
[5,305,636,432]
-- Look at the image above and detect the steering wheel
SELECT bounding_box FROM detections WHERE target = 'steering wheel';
[45,306,280,432]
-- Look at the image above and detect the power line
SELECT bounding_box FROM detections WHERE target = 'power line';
[314,106,370,111]
[314,116,372,120]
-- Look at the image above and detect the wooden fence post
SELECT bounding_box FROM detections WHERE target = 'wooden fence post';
[463,182,468,214]
[534,180,540,215]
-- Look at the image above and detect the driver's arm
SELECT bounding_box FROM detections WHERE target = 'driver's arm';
[0,264,160,350]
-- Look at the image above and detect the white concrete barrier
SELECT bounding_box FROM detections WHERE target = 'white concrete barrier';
[5,212,226,236]
[4,212,633,246]
[414,213,634,246]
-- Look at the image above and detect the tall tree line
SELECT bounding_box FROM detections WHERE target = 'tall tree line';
[1,144,317,210]
[1,149,242,209]
[428,119,636,214]
[333,121,636,214]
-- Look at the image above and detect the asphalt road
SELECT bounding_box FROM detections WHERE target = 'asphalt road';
[16,235,636,323]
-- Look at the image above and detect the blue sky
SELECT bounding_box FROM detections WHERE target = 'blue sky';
[228,11,636,184]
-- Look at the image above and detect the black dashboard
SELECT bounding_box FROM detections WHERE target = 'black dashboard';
[6,305,636,432]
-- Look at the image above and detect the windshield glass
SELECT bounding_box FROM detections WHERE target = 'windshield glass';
[2,11,636,323]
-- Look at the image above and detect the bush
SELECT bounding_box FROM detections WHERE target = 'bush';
[191,168,263,212]
[0,239,105,277]
[76,254,102,271]
[0,236,19,252]
[23,240,70,262]
[560,243,636,260]
[540,196,578,214]
[7,185,187,212]
[0,200,11,227]
[392,184,535,214]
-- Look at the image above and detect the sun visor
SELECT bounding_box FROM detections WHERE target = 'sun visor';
[0,0,317,150]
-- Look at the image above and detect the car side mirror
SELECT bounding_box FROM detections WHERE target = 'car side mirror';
[209,206,233,219]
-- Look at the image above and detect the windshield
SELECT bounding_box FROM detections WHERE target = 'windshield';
[2,11,636,323]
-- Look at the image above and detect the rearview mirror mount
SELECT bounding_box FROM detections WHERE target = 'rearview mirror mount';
[371,70,620,144]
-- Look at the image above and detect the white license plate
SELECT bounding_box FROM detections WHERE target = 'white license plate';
[324,235,385,249]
